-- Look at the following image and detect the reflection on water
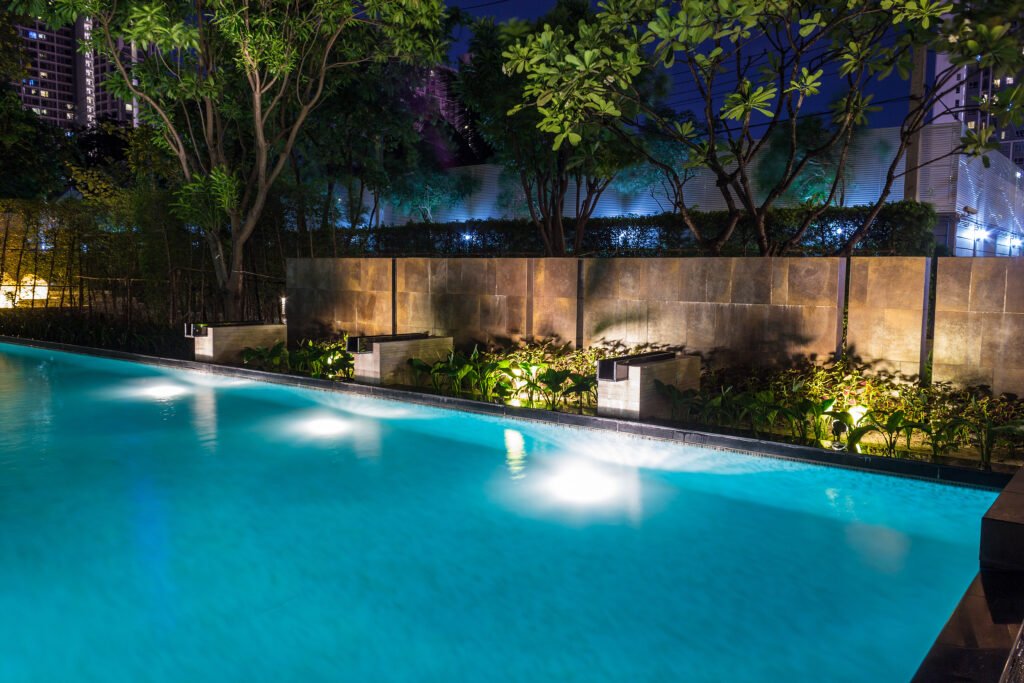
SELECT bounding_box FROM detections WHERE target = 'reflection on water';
[191,388,219,453]
[845,523,910,574]
[504,429,527,479]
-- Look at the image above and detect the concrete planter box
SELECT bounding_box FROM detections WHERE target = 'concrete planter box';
[190,323,286,365]
[597,353,700,421]
[352,335,453,386]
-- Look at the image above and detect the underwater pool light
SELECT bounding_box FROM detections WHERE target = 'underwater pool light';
[300,416,351,438]
[141,384,189,400]
[543,461,623,506]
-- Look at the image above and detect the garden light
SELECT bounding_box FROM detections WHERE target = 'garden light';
[831,420,848,450]
[847,405,868,426]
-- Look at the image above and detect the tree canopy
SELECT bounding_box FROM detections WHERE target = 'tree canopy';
[503,0,1024,254]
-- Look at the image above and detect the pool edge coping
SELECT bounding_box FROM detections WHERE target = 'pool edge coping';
[0,334,1011,492]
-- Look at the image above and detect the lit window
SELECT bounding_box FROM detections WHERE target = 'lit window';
[995,79,1002,88]
[967,120,976,129]
[39,71,47,78]
[39,90,49,98]
[125,104,133,112]
[1003,131,1007,139]
[1008,77,1016,85]
[27,30,37,39]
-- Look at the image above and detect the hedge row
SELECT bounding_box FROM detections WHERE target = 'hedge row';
[338,202,937,257]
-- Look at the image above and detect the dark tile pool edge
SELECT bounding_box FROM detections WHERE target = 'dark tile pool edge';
[0,335,1011,492]
[914,469,1024,682]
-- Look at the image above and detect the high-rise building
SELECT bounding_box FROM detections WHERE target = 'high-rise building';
[931,53,1024,169]
[14,18,135,129]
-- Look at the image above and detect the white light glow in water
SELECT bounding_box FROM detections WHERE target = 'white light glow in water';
[543,461,623,506]
[301,416,351,438]
[142,384,189,400]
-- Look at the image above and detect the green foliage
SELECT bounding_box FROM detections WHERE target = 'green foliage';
[242,338,354,380]
[388,168,480,223]
[459,4,639,255]
[0,90,70,199]
[845,410,916,457]
[341,202,938,257]
[503,0,1024,255]
[406,340,612,411]
[10,0,446,311]
[0,308,188,357]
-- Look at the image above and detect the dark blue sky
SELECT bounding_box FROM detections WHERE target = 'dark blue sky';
[446,1,910,128]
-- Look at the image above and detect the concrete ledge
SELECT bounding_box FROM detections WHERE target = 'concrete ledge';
[0,335,1011,491]
[598,354,699,421]
[353,336,453,386]
[193,323,285,364]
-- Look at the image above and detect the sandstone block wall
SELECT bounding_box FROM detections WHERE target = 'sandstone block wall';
[846,257,929,377]
[286,258,392,343]
[286,256,1024,392]
[933,258,1024,395]
[582,258,842,365]
[390,257,579,347]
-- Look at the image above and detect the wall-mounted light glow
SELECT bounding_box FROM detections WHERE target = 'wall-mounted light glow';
[964,227,989,242]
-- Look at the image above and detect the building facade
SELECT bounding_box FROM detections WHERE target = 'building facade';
[14,18,134,129]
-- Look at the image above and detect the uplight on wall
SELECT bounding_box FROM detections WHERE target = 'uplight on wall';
[964,227,989,242]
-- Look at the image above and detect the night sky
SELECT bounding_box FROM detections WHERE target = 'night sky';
[446,0,911,128]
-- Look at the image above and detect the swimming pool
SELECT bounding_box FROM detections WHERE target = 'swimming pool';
[0,341,993,682]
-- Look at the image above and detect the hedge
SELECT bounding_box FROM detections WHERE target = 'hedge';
[335,201,937,257]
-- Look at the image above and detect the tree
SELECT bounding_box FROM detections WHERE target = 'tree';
[754,117,858,207]
[388,166,478,223]
[459,2,635,256]
[610,133,693,214]
[0,90,69,199]
[504,0,1024,255]
[17,0,446,315]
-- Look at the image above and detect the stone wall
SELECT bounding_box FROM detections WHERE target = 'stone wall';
[286,256,1024,389]
[933,258,1024,395]
[394,258,529,346]
[285,258,392,342]
[582,258,842,364]
[846,257,929,377]
[384,257,579,347]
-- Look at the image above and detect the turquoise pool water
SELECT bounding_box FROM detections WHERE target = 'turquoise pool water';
[0,342,994,682]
